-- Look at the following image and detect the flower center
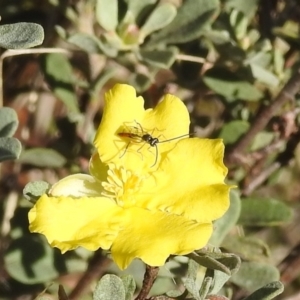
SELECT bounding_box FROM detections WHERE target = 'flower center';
[101,163,143,207]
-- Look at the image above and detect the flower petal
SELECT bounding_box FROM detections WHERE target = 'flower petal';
[110,207,212,269]
[49,173,104,197]
[94,84,145,163]
[136,139,231,222]
[28,195,122,252]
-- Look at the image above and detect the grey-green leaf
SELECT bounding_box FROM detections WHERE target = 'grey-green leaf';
[23,181,51,203]
[121,275,136,300]
[231,262,280,292]
[0,107,19,137]
[96,0,118,31]
[19,148,66,168]
[0,22,44,49]
[125,0,156,19]
[203,71,263,102]
[0,137,22,162]
[218,121,250,145]
[209,190,241,246]
[138,47,178,68]
[147,0,219,45]
[244,281,284,300]
[140,3,177,38]
[68,33,103,53]
[184,259,201,300]
[238,197,293,226]
[94,274,126,300]
[42,53,79,113]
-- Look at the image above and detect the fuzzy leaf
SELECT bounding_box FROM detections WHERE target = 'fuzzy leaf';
[42,53,79,113]
[0,137,22,162]
[244,281,284,300]
[184,259,201,300]
[0,107,19,137]
[219,121,250,145]
[140,3,177,38]
[238,197,293,226]
[68,33,102,53]
[121,275,136,300]
[209,190,241,246]
[19,148,66,168]
[203,69,263,102]
[0,22,44,49]
[138,47,178,68]
[231,262,280,292]
[125,0,156,19]
[147,0,219,45]
[96,0,118,31]
[94,275,125,300]
[23,181,51,203]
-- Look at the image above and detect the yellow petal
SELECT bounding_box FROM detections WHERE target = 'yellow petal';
[93,84,191,171]
[137,138,231,222]
[49,173,104,197]
[94,84,145,164]
[28,195,122,252]
[110,207,213,269]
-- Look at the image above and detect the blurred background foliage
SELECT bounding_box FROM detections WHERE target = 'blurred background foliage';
[1,0,300,299]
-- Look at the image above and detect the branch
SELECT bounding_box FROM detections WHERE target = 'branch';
[225,67,300,166]
[135,265,159,300]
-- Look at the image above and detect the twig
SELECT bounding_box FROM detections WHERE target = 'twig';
[68,250,111,300]
[225,67,300,166]
[135,265,159,300]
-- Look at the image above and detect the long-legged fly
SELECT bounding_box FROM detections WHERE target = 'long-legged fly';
[117,122,190,166]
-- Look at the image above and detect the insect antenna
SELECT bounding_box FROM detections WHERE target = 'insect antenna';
[158,133,192,144]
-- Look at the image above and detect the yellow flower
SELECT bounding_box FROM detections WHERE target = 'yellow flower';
[28,84,231,270]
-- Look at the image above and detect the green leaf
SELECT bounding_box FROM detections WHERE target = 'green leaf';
[121,275,136,300]
[0,107,19,137]
[219,121,250,145]
[225,0,259,18]
[189,253,231,275]
[125,0,156,19]
[222,236,270,262]
[68,33,102,53]
[23,181,51,203]
[138,47,178,68]
[208,269,231,295]
[0,22,44,49]
[0,137,22,162]
[91,68,116,97]
[94,274,126,300]
[244,281,284,300]
[147,0,219,45]
[96,0,118,31]
[209,190,241,246]
[4,235,65,284]
[203,69,263,102]
[238,197,293,226]
[130,73,152,92]
[231,262,280,292]
[199,277,213,299]
[140,3,177,39]
[250,131,275,151]
[184,259,201,300]
[19,148,67,168]
[42,53,79,113]
[249,63,279,87]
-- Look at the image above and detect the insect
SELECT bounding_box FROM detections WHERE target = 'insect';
[117,122,191,167]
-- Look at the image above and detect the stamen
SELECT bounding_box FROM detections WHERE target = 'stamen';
[101,163,143,207]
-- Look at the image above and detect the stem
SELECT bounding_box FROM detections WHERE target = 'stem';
[68,250,111,300]
[225,67,300,166]
[135,265,159,300]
